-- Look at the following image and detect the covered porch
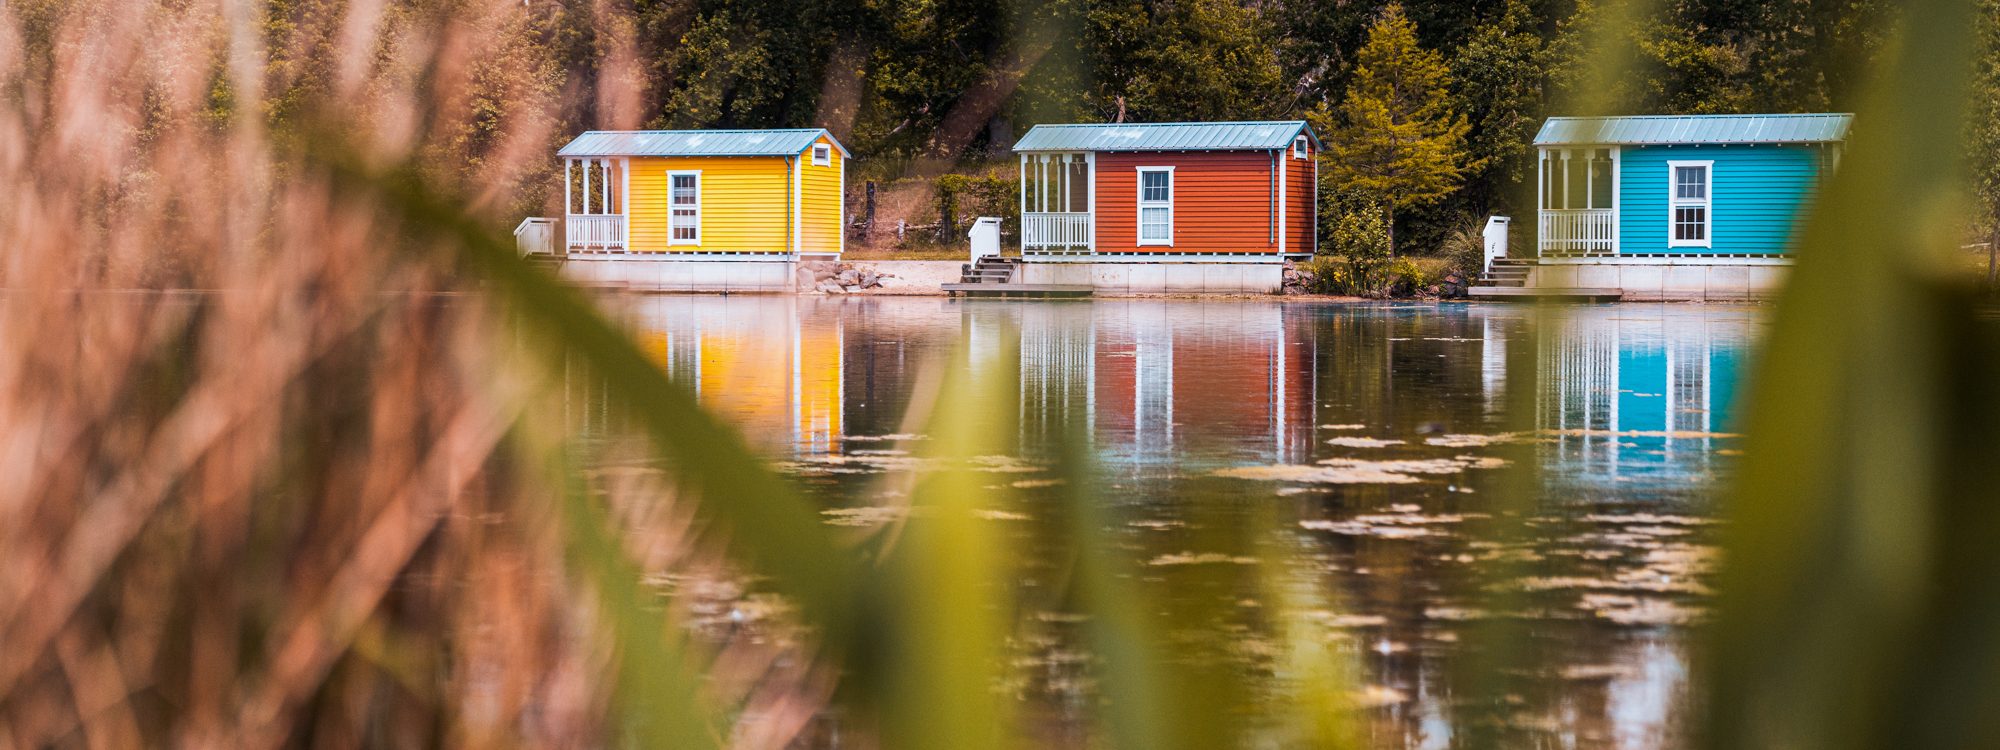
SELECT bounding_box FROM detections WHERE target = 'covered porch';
[1018,152,1094,255]
[1537,146,1619,256]
[564,157,628,253]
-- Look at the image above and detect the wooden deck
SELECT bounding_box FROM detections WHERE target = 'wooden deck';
[942,282,1095,298]
[1468,286,1624,302]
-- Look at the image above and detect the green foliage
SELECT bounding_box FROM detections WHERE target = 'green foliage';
[1083,0,1288,122]
[932,170,1018,241]
[1436,217,1487,280]
[1970,0,2000,245]
[1449,0,1547,211]
[1316,4,1481,255]
[1331,202,1391,263]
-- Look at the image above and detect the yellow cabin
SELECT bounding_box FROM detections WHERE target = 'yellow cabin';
[557,128,848,260]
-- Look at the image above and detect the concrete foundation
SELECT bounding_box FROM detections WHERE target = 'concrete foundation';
[557,256,798,293]
[1527,258,1788,301]
[1017,261,1283,294]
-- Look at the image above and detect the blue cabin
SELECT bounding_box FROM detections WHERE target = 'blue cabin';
[1532,114,1850,258]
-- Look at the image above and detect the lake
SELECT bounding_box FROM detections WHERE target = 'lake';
[593,295,1758,749]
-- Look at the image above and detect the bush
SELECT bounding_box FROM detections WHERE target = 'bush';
[1327,204,1393,295]
[933,171,1018,243]
[1438,217,1486,281]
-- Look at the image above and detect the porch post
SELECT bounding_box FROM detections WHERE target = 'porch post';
[1019,153,1028,250]
[1610,147,1621,254]
[581,159,591,214]
[563,158,573,251]
[1534,148,1543,256]
[1087,151,1097,252]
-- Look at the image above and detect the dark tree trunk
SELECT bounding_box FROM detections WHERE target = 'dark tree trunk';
[1386,203,1397,257]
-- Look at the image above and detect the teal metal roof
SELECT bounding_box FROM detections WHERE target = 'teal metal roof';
[1534,114,1852,146]
[1014,121,1318,152]
[558,128,850,158]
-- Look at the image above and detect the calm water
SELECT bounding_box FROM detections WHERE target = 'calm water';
[600,295,1758,749]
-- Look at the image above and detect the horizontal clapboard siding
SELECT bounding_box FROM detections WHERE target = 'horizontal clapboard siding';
[628,155,790,253]
[800,135,843,255]
[1618,143,1829,255]
[1095,151,1279,254]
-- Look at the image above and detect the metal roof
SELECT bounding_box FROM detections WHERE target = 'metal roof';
[1014,121,1319,152]
[557,128,850,158]
[1534,114,1852,146]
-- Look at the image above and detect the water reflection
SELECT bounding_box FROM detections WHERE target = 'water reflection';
[588,295,1756,749]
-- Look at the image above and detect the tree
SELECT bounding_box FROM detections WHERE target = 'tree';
[1317,3,1480,255]
[1084,0,1288,123]
[1450,0,1547,214]
[1972,0,2000,289]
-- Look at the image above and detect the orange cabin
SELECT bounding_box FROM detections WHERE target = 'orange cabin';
[1012,121,1320,258]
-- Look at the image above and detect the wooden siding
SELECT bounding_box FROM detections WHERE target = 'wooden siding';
[628,155,790,253]
[1094,151,1281,254]
[800,134,844,255]
[1616,143,1827,255]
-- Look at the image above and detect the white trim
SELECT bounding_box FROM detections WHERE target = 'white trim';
[1135,166,1174,247]
[1666,160,1714,249]
[837,148,846,257]
[667,170,702,246]
[1086,152,1097,252]
[812,143,831,166]
[1611,146,1622,253]
[791,156,802,254]
[1277,152,1287,254]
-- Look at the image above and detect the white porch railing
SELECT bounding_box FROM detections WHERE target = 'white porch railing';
[1539,208,1615,255]
[566,214,627,253]
[515,217,557,257]
[1022,212,1091,254]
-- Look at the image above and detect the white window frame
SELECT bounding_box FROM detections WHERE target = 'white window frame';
[1292,135,1308,159]
[812,143,831,167]
[1667,160,1713,249]
[668,170,702,246]
[1136,166,1174,247]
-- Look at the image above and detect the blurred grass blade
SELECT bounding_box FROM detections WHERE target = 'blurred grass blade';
[543,437,721,749]
[1703,0,1998,747]
[318,152,864,653]
[876,339,1020,749]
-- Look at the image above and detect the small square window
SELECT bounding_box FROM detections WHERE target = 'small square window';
[812,144,831,166]
[1292,136,1308,159]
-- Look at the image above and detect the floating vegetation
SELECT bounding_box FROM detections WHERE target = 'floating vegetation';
[1320,455,1509,474]
[1325,436,1407,448]
[842,433,928,442]
[1423,606,1491,621]
[1579,594,1707,626]
[1581,513,1715,526]
[1425,432,1524,448]
[1350,685,1411,708]
[1128,519,1185,531]
[1318,423,1368,430]
[970,455,1041,473]
[820,506,907,527]
[1009,478,1065,489]
[974,509,1032,521]
[1147,552,1259,566]
[1214,464,1421,485]
[1306,611,1390,628]
[1302,507,1482,539]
